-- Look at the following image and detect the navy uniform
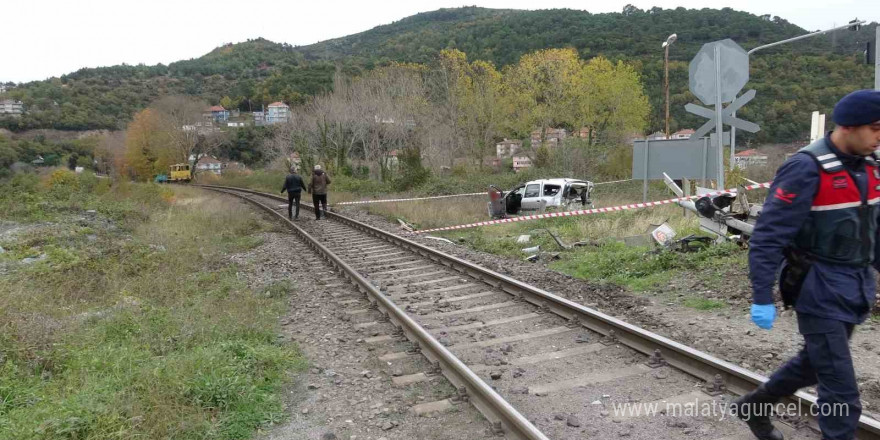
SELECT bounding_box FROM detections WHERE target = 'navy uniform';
[735,90,880,440]
[281,168,306,219]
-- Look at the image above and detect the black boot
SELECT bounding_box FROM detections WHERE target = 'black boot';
[732,385,784,440]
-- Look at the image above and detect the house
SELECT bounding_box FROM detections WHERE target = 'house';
[572,127,592,139]
[0,99,24,117]
[647,131,667,140]
[224,161,248,173]
[512,156,533,173]
[495,139,522,158]
[530,128,568,149]
[384,150,400,169]
[734,149,768,169]
[266,102,291,125]
[253,111,266,126]
[196,155,223,175]
[669,128,695,140]
[289,151,302,169]
[204,105,229,123]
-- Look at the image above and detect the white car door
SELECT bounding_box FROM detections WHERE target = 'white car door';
[520,183,543,211]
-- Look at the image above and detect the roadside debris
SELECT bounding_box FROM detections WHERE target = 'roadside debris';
[516,234,531,244]
[522,245,540,254]
[397,218,415,232]
[545,229,572,250]
[424,236,455,245]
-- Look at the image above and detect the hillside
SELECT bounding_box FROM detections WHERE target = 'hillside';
[1,6,876,143]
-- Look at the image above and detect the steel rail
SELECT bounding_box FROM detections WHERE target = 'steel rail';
[199,184,880,440]
[201,186,549,440]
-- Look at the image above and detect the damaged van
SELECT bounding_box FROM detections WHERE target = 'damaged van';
[488,178,595,218]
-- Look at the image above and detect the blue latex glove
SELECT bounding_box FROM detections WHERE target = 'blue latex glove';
[751,304,776,330]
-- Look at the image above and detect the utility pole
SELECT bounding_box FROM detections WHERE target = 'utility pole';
[726,20,866,170]
[663,34,677,137]
[665,45,670,137]
[874,26,880,90]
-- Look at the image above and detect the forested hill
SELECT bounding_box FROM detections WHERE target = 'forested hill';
[298,6,865,65]
[2,6,876,143]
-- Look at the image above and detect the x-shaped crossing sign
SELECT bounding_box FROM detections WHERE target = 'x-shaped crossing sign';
[687,89,760,140]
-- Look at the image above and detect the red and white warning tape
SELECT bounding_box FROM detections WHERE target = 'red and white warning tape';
[414,182,771,234]
[335,178,636,206]
[335,192,485,205]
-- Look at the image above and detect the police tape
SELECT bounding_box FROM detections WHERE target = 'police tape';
[414,182,772,234]
[335,178,637,206]
[334,192,486,205]
[593,178,635,185]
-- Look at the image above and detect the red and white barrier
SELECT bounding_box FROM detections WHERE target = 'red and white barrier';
[415,182,771,234]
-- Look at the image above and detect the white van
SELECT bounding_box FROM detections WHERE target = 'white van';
[489,178,595,218]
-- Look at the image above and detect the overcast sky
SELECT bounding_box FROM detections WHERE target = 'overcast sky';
[5,0,877,83]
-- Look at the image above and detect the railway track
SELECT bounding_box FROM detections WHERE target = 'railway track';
[200,184,880,440]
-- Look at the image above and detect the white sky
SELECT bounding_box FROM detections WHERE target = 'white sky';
[4,0,878,83]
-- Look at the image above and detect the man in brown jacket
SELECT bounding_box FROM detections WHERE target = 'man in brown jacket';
[308,164,331,220]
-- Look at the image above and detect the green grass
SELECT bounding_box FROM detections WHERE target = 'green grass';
[549,240,743,291]
[683,298,727,310]
[0,171,306,439]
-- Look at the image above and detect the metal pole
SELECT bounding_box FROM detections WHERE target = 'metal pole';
[701,137,708,188]
[747,21,865,55]
[714,45,725,189]
[875,26,879,91]
[665,45,670,137]
[730,109,736,170]
[643,139,650,202]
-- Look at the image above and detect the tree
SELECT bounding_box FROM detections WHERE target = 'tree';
[502,48,583,153]
[67,152,79,170]
[577,57,649,144]
[149,95,227,178]
[459,59,503,168]
[124,109,168,180]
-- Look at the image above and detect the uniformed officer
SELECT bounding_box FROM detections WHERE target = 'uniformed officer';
[734,89,880,440]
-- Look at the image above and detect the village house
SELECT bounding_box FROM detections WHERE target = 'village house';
[204,105,230,123]
[253,111,266,126]
[647,131,667,140]
[734,149,769,169]
[669,128,695,139]
[495,139,522,158]
[530,128,568,149]
[512,156,533,173]
[195,155,223,175]
[224,161,248,173]
[0,99,24,117]
[266,102,291,125]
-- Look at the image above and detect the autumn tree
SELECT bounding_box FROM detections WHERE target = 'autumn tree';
[459,59,503,168]
[501,48,583,156]
[577,57,649,144]
[124,109,168,180]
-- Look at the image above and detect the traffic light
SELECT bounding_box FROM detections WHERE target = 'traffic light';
[869,41,876,65]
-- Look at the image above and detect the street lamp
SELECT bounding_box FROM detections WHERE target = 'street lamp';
[727,20,866,169]
[663,33,677,138]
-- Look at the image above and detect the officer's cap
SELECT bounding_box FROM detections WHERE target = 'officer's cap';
[832,89,880,127]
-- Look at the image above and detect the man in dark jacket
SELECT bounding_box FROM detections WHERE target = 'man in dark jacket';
[734,90,880,440]
[308,164,331,220]
[281,167,306,220]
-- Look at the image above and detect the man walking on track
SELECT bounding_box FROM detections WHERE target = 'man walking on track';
[309,164,331,220]
[735,89,880,440]
[280,166,305,220]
